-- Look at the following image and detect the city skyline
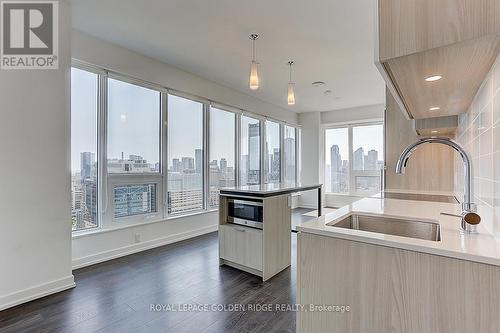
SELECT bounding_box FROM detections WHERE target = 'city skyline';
[327,143,383,193]
[71,144,286,230]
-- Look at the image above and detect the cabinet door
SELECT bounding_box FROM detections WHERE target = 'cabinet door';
[219,224,263,271]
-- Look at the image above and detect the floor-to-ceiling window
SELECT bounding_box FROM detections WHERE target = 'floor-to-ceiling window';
[167,95,204,214]
[71,68,99,231]
[240,115,261,186]
[107,78,162,222]
[325,122,384,196]
[71,65,301,232]
[265,120,281,184]
[352,124,384,193]
[209,107,235,208]
[283,125,297,183]
[325,127,350,194]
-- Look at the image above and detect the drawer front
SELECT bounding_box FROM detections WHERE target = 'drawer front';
[219,224,263,271]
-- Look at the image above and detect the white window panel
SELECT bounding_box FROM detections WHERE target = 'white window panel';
[71,67,99,232]
[209,107,236,208]
[240,115,261,185]
[167,94,204,215]
[325,122,384,196]
[107,78,161,174]
[264,120,281,184]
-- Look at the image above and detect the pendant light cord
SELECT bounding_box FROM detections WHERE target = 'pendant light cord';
[252,38,256,61]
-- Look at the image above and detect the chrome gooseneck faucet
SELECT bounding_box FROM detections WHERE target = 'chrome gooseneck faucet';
[395,137,480,233]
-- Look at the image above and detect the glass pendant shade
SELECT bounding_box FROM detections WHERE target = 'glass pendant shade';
[249,60,259,90]
[287,83,295,105]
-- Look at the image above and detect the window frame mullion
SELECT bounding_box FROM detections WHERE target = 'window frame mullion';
[203,103,210,210]
[97,72,108,229]
[161,92,168,219]
[348,126,354,196]
[235,113,241,187]
[260,119,266,185]
[280,124,285,183]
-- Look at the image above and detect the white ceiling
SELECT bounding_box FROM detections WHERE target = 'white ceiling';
[70,0,385,113]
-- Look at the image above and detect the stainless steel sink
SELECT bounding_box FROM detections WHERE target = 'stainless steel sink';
[327,214,441,241]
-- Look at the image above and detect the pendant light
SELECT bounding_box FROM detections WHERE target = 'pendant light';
[287,61,295,105]
[249,34,259,90]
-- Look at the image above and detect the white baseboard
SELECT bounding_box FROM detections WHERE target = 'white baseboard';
[0,275,75,311]
[72,224,219,269]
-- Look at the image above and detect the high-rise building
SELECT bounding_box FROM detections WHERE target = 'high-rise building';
[330,145,342,192]
[209,159,219,171]
[365,149,378,170]
[80,152,95,182]
[248,123,260,184]
[107,155,152,173]
[220,158,227,173]
[195,149,203,174]
[114,184,156,218]
[83,178,97,228]
[284,137,296,182]
[353,147,364,170]
[270,148,280,182]
[181,157,195,172]
[172,158,181,172]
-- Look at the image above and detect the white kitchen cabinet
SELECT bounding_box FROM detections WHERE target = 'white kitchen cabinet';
[219,224,263,271]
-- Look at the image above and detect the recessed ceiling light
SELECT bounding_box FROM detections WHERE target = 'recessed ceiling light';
[425,75,442,82]
[312,81,325,87]
[324,89,333,95]
[429,106,441,111]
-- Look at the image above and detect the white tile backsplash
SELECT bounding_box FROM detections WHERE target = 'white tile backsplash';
[456,53,500,236]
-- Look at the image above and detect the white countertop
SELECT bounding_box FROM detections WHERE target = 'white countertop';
[219,183,321,196]
[297,197,500,267]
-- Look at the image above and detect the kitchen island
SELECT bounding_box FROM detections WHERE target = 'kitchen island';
[296,197,500,332]
[219,183,323,215]
[218,183,322,281]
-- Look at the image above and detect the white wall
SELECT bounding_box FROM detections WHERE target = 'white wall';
[298,104,385,208]
[0,1,74,310]
[71,31,299,268]
[321,104,385,125]
[73,212,218,268]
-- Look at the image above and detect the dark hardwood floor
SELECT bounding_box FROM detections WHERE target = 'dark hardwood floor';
[0,209,322,333]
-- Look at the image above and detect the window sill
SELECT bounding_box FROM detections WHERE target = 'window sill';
[72,209,219,239]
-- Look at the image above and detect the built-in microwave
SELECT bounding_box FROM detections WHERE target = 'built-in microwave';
[227,199,263,229]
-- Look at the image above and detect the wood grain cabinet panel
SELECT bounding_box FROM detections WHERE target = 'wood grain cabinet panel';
[218,194,291,281]
[376,0,500,119]
[297,232,500,333]
[219,224,263,271]
[384,89,456,193]
[378,0,500,61]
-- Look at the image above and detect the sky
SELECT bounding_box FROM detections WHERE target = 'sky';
[108,78,160,164]
[210,108,235,166]
[72,69,239,172]
[167,94,203,167]
[71,68,98,172]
